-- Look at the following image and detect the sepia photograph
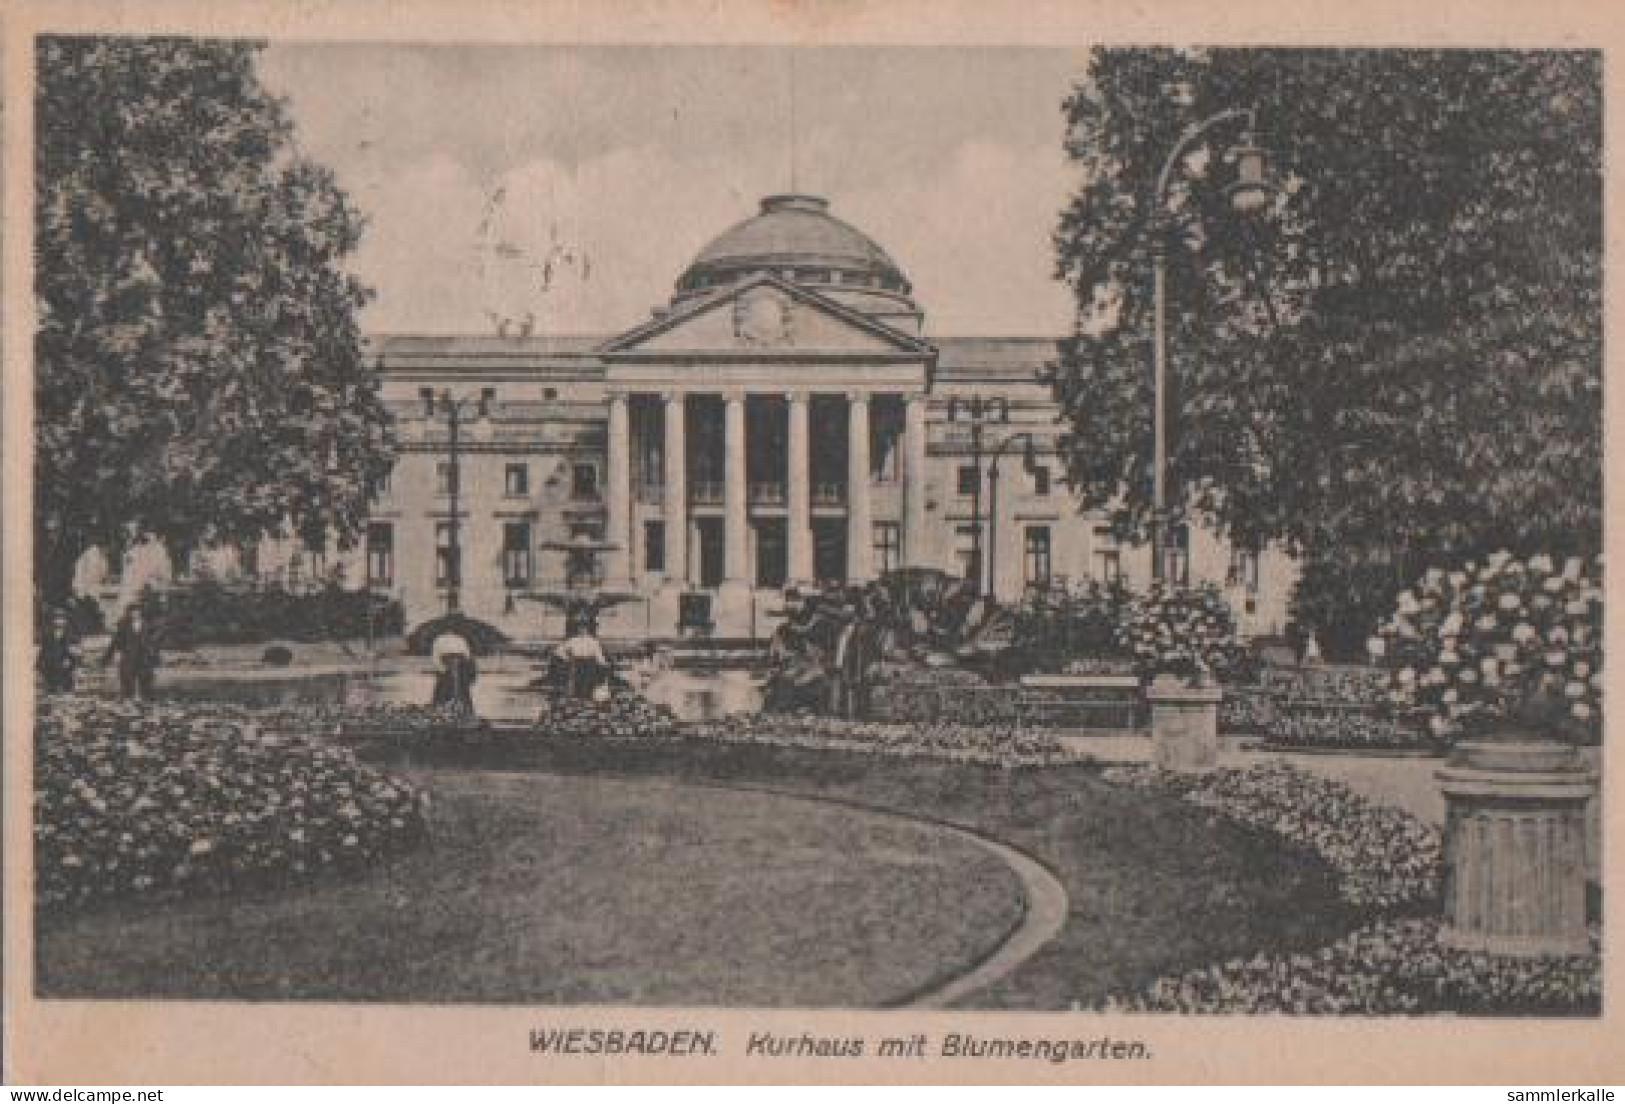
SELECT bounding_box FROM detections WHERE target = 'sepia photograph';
[3,0,1617,1086]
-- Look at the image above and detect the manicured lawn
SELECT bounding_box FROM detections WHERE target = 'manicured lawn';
[37,736,1360,1008]
[36,770,1026,1006]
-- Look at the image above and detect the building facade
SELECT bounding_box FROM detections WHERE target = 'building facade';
[80,193,1294,641]
[357,194,1294,641]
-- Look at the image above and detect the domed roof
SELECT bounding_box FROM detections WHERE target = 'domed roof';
[675,194,913,304]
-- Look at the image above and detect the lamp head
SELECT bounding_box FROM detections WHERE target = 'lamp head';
[1225,142,1271,214]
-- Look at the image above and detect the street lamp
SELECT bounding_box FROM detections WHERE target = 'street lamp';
[422,387,492,613]
[1150,107,1272,582]
[986,431,1037,600]
[946,395,1009,594]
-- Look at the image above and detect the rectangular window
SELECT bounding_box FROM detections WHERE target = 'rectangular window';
[372,468,392,498]
[957,464,980,497]
[502,521,532,587]
[870,407,902,483]
[1093,528,1121,584]
[435,522,460,587]
[571,462,599,501]
[1094,548,1122,584]
[435,461,458,497]
[954,524,982,585]
[1165,524,1191,586]
[1032,465,1051,496]
[873,521,902,575]
[644,520,666,573]
[504,463,529,497]
[366,522,394,587]
[1228,546,1261,593]
[1024,526,1052,585]
[567,523,601,586]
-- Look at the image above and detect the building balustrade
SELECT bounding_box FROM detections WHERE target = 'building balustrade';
[812,482,847,507]
[748,481,786,506]
[688,480,724,506]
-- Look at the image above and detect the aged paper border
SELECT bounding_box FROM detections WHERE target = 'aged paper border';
[4,0,1623,1085]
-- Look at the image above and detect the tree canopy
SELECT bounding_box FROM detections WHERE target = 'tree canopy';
[35,37,394,607]
[1051,49,1601,583]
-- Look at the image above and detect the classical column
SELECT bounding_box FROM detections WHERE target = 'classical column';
[662,392,688,585]
[724,392,749,584]
[846,392,873,582]
[787,391,813,584]
[605,390,631,584]
[903,393,929,568]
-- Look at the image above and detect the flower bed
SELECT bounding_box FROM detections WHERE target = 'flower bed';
[1102,762,1441,911]
[687,715,1071,765]
[1253,665,1392,707]
[1218,689,1280,735]
[531,692,680,740]
[35,696,427,911]
[869,677,1047,726]
[1101,918,1601,1015]
[1260,708,1441,753]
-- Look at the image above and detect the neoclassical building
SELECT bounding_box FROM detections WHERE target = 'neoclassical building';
[346,193,1294,641]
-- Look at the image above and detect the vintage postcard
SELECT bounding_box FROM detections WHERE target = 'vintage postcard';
[4,0,1622,1086]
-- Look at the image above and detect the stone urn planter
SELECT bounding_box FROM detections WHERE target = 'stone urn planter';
[1146,673,1224,773]
[1436,733,1597,957]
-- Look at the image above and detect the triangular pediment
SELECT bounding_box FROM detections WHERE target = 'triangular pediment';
[600,274,931,357]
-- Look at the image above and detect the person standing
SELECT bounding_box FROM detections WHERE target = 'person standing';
[104,605,159,700]
[36,608,81,693]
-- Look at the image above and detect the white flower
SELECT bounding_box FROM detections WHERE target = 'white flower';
[1397,667,1417,686]
[1543,575,1566,594]
[1442,688,1459,704]
[1548,626,1570,645]
[1571,702,1593,721]
[1565,680,1587,699]
[1529,553,1555,574]
[1366,636,1386,658]
[1441,612,1464,636]
[1511,623,1537,645]
[1574,661,1591,678]
[1498,593,1521,611]
[1479,657,1500,676]
[1397,591,1420,615]
[1546,651,1567,668]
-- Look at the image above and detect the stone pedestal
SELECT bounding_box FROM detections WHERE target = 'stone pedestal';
[1147,679,1223,773]
[1436,739,1597,957]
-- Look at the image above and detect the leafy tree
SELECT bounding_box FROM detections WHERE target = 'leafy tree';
[35,37,394,609]
[1051,49,1601,641]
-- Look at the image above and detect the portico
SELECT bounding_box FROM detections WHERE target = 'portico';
[607,388,925,601]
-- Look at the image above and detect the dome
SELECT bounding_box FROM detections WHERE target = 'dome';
[672,194,920,330]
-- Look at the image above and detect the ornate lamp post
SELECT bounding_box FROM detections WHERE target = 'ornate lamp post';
[946,396,1009,594]
[422,388,492,613]
[1149,108,1272,582]
[985,431,1036,600]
